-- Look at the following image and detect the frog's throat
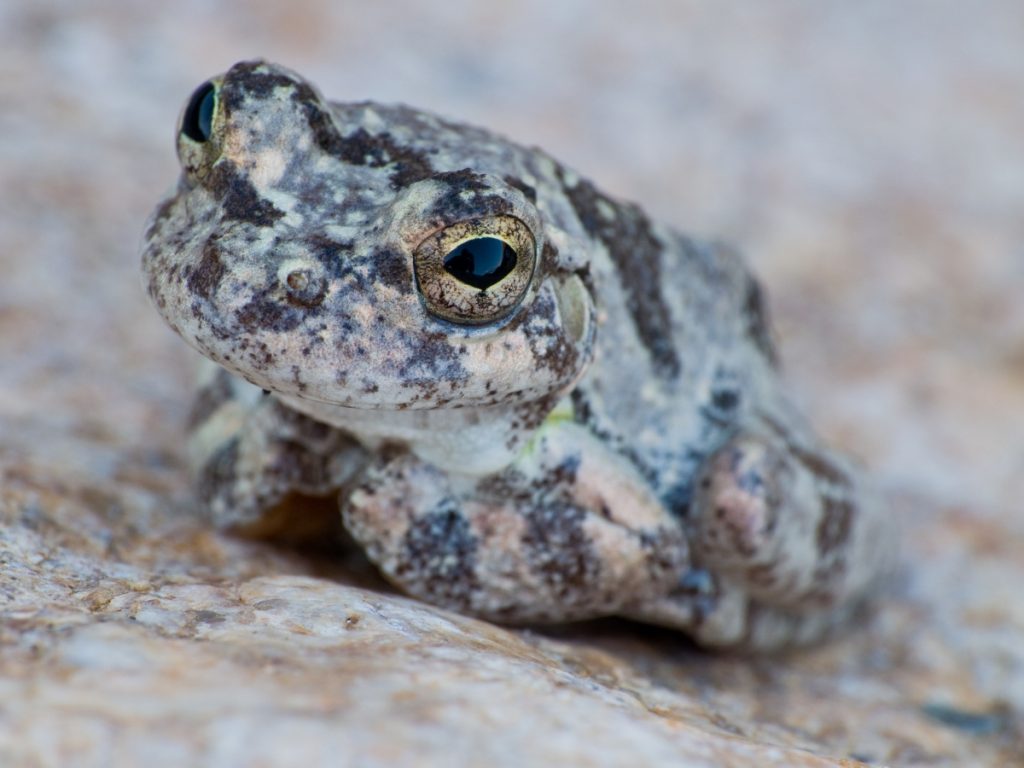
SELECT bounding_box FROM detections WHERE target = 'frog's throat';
[277,393,552,475]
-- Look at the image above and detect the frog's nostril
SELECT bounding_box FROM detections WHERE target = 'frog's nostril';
[283,268,326,308]
[182,81,217,143]
[286,270,309,292]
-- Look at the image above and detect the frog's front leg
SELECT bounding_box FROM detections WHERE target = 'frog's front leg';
[342,421,689,622]
[630,421,896,650]
[187,366,366,539]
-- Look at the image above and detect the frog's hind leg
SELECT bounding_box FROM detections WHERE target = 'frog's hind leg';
[186,364,365,541]
[629,423,897,650]
[340,421,690,623]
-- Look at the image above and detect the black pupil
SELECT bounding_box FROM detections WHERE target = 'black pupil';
[443,237,518,290]
[182,81,216,143]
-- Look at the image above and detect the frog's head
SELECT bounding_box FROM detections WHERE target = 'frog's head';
[142,60,595,413]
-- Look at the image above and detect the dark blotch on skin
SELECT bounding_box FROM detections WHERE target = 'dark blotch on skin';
[320,125,435,189]
[428,169,512,222]
[703,369,743,427]
[256,403,359,493]
[398,329,468,384]
[266,439,334,489]
[755,413,857,556]
[791,443,850,489]
[760,414,851,488]
[541,241,563,279]
[661,483,692,520]
[669,569,720,627]
[196,437,240,506]
[434,167,489,193]
[711,388,740,413]
[521,290,577,379]
[549,452,581,487]
[522,501,600,599]
[398,504,480,608]
[186,369,235,430]
[569,387,596,427]
[558,171,681,379]
[369,246,414,290]
[187,239,228,301]
[521,455,602,599]
[503,175,537,203]
[743,275,779,367]
[816,496,855,556]
[237,290,307,334]
[221,62,298,113]
[306,234,355,278]
[144,196,176,243]
[292,88,347,157]
[206,163,285,227]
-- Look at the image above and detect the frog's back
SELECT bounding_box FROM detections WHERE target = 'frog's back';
[540,170,782,514]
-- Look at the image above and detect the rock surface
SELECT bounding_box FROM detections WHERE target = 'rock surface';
[2,2,1023,766]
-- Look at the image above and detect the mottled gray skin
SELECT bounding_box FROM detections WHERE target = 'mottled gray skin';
[142,60,895,650]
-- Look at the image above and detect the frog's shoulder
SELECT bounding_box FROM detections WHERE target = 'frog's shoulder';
[547,164,779,374]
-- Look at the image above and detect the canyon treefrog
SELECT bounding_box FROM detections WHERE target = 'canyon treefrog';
[142,61,894,649]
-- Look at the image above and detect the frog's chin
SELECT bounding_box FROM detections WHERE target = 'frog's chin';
[284,387,552,412]
[277,392,547,475]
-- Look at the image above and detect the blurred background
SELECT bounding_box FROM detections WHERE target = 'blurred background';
[1,2,1023,764]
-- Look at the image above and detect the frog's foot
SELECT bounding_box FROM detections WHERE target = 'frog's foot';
[187,367,365,540]
[341,423,689,623]
[629,430,895,650]
[624,568,860,650]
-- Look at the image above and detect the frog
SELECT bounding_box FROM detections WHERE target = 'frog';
[141,60,895,650]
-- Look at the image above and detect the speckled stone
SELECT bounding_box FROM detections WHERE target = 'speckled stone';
[2,2,1023,766]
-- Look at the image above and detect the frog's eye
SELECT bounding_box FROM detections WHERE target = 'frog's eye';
[443,237,517,290]
[414,215,536,325]
[181,80,218,143]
